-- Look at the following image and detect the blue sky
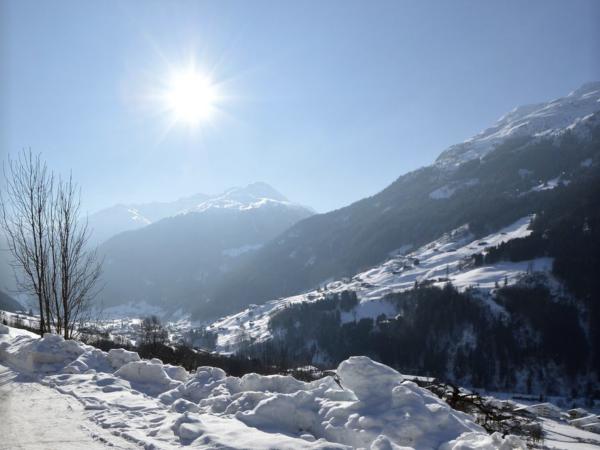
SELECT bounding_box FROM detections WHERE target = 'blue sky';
[1,0,599,213]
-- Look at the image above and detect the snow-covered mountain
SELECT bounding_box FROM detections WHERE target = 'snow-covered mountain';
[181,182,310,214]
[207,215,547,352]
[181,82,600,395]
[204,82,600,320]
[96,183,313,310]
[436,81,600,168]
[88,182,303,245]
[205,168,600,393]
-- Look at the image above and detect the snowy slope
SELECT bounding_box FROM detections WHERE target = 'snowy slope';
[436,81,600,168]
[0,325,523,449]
[208,215,553,352]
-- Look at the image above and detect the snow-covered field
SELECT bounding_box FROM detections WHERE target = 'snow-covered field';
[209,215,554,352]
[0,324,527,449]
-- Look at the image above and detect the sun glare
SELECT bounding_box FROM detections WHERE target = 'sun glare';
[164,69,219,126]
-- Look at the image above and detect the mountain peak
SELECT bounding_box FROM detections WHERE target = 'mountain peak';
[435,81,600,168]
[568,81,600,98]
[220,182,288,203]
[184,182,297,214]
[239,182,288,202]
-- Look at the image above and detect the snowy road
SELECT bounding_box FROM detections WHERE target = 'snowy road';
[0,364,133,450]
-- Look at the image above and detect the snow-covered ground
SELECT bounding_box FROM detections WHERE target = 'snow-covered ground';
[0,362,135,449]
[0,324,525,449]
[209,215,554,352]
[540,418,600,450]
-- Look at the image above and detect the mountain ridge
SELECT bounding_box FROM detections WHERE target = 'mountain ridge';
[88,182,302,245]
[201,81,600,319]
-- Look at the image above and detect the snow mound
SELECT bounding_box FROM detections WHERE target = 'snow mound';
[160,355,522,449]
[0,332,86,373]
[115,360,182,394]
[107,347,140,369]
[337,356,404,401]
[64,348,112,374]
[0,327,523,449]
[440,432,524,450]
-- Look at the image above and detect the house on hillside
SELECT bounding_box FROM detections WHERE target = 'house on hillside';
[514,402,562,419]
[569,415,600,429]
[567,407,589,419]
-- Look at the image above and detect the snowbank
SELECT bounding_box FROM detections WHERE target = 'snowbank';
[107,347,140,369]
[441,432,524,450]
[115,360,182,394]
[0,327,524,449]
[0,332,86,373]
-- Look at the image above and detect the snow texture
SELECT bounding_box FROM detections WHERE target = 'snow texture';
[0,327,523,449]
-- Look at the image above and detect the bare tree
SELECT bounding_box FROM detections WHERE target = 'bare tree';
[140,315,168,346]
[1,151,53,334]
[53,175,103,339]
[1,150,102,338]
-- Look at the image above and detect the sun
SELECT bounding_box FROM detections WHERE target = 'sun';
[164,68,219,126]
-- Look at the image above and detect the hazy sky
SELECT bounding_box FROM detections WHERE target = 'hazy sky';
[1,0,599,213]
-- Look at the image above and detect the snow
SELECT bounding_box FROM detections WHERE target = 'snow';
[179,183,309,215]
[0,327,523,449]
[471,392,600,449]
[114,360,182,394]
[440,433,523,450]
[429,179,479,200]
[542,418,600,450]
[430,184,458,199]
[126,208,152,225]
[436,82,600,168]
[209,215,552,352]
[530,176,570,192]
[0,363,135,449]
[108,348,141,368]
[340,299,397,324]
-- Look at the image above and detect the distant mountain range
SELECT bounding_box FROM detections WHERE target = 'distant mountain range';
[96,183,314,309]
[0,290,22,312]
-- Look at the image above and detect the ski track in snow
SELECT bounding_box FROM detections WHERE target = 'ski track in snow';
[0,363,134,450]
